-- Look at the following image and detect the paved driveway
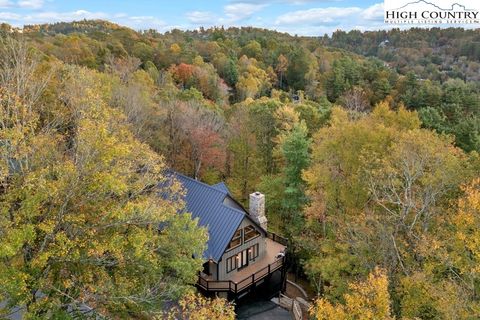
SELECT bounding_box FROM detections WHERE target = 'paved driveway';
[236,301,291,320]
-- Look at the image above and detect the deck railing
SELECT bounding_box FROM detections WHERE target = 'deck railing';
[266,231,288,246]
[197,255,285,294]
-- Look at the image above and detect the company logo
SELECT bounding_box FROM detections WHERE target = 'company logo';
[384,0,480,24]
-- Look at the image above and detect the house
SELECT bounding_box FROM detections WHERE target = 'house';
[379,39,390,48]
[167,171,287,299]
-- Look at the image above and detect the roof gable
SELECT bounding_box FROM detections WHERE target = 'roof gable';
[164,171,248,262]
[211,182,230,194]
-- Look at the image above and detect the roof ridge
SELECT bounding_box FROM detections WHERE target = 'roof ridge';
[168,170,229,196]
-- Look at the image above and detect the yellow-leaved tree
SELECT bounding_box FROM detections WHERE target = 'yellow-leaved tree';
[166,293,235,320]
[0,56,208,318]
[310,268,394,320]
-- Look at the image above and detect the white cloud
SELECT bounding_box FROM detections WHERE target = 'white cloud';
[0,0,13,8]
[231,0,343,4]
[275,6,362,25]
[126,15,167,28]
[0,8,172,31]
[0,10,107,26]
[28,10,108,22]
[0,12,21,20]
[362,3,384,21]
[272,3,390,34]
[223,2,267,22]
[183,2,268,26]
[18,0,44,9]
[273,1,477,36]
[186,11,217,24]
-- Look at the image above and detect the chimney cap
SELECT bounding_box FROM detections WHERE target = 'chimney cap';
[255,191,261,195]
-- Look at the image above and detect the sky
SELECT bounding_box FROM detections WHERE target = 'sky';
[0,0,473,36]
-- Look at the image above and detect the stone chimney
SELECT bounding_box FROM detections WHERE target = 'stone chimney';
[249,191,267,230]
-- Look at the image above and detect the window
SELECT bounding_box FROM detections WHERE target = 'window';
[248,243,259,261]
[244,225,261,242]
[226,255,237,273]
[226,229,242,251]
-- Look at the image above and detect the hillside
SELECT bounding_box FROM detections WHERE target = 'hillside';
[321,27,480,81]
[1,20,480,319]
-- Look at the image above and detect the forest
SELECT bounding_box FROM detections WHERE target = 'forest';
[0,20,480,319]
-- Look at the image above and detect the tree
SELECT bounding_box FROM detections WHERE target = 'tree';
[111,69,158,140]
[213,54,238,87]
[170,63,194,88]
[236,56,272,100]
[106,55,141,83]
[286,48,312,90]
[166,293,235,320]
[366,128,468,260]
[248,98,281,173]
[280,121,311,231]
[447,179,480,308]
[339,86,370,113]
[275,54,288,89]
[301,102,474,308]
[325,57,361,102]
[175,101,226,179]
[0,66,207,318]
[0,37,51,108]
[241,40,262,60]
[310,268,394,320]
[226,104,261,203]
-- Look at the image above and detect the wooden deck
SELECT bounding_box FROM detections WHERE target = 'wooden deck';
[229,238,286,282]
[197,232,287,295]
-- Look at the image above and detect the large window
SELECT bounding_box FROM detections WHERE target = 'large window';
[244,225,261,242]
[226,229,242,251]
[248,243,259,261]
[226,255,237,273]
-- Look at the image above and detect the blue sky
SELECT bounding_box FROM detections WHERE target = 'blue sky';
[0,0,410,35]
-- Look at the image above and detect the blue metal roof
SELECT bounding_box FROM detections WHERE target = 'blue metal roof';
[211,182,230,194]
[164,171,247,262]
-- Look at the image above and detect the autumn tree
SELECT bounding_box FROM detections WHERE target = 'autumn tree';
[0,66,207,318]
[170,63,195,88]
[247,98,281,173]
[0,37,51,108]
[301,102,474,307]
[275,54,288,89]
[213,53,238,87]
[236,55,272,100]
[339,86,370,113]
[166,293,235,320]
[226,104,262,203]
[310,268,394,320]
[173,101,226,179]
[111,68,159,140]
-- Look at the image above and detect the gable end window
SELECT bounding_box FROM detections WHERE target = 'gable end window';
[244,225,261,242]
[226,229,242,251]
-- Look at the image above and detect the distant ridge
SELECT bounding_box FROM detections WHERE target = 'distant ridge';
[394,0,475,11]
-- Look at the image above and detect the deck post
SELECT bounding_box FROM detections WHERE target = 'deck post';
[281,256,288,293]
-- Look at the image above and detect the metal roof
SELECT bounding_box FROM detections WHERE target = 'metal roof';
[165,171,247,262]
[211,182,230,194]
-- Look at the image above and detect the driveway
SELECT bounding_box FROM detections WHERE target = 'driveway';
[236,300,291,320]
